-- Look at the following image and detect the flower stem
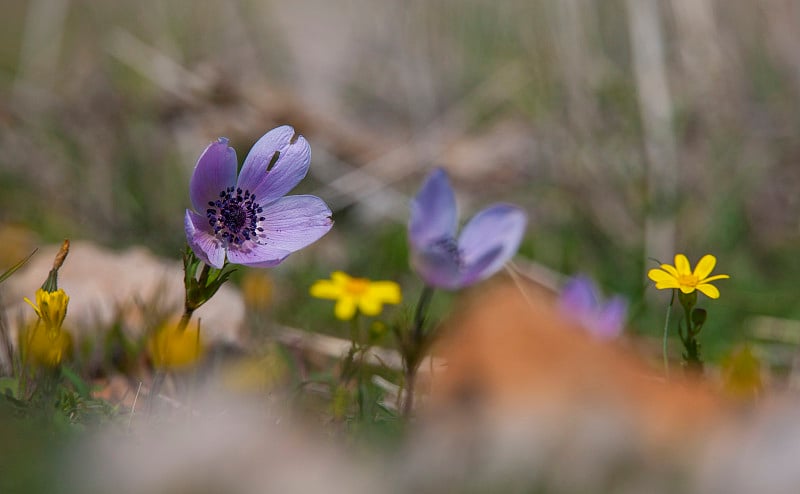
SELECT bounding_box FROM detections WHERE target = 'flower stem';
[402,366,416,419]
[178,262,207,333]
[197,263,211,288]
[350,314,365,420]
[412,285,435,345]
[176,308,194,334]
[662,290,675,378]
[403,285,435,419]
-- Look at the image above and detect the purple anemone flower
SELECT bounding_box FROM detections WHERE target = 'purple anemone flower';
[408,168,527,289]
[558,275,627,340]
[185,125,333,269]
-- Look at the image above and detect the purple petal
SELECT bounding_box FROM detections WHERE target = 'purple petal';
[458,204,527,281]
[409,168,458,248]
[459,245,504,287]
[185,210,226,268]
[226,242,292,268]
[237,126,311,203]
[189,138,238,212]
[593,296,627,340]
[559,275,599,315]
[410,244,464,289]
[258,195,333,252]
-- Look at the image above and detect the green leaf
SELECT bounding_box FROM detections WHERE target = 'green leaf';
[0,249,37,284]
[0,377,19,398]
[60,366,91,398]
[692,308,707,327]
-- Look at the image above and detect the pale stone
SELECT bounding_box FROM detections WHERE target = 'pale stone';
[1,241,244,346]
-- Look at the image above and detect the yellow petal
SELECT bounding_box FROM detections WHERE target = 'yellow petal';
[26,325,72,368]
[648,268,679,288]
[674,254,691,277]
[330,271,351,286]
[696,283,720,299]
[358,296,383,316]
[334,297,357,320]
[148,319,204,370]
[23,297,41,318]
[40,289,69,329]
[701,274,730,283]
[241,271,273,311]
[693,254,717,280]
[367,281,402,304]
[679,285,696,294]
[659,264,680,278]
[310,280,343,300]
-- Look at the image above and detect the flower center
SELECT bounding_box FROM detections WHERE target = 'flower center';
[206,187,265,246]
[434,236,464,267]
[345,278,371,296]
[678,274,698,288]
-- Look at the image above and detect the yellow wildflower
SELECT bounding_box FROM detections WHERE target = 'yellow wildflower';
[310,271,402,320]
[241,270,273,312]
[20,241,73,369]
[720,345,762,400]
[148,317,204,370]
[648,254,730,299]
[22,322,73,369]
[22,287,72,368]
[24,288,69,333]
[219,343,287,393]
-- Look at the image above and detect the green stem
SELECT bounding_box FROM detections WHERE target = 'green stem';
[350,314,364,420]
[412,285,435,345]
[682,304,703,371]
[684,303,693,340]
[403,285,435,419]
[662,290,675,378]
[176,308,194,334]
[179,262,209,332]
[197,263,211,288]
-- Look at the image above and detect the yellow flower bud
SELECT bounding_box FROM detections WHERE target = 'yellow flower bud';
[219,343,287,393]
[24,288,69,331]
[721,345,763,400]
[241,270,273,312]
[21,322,73,369]
[147,317,205,371]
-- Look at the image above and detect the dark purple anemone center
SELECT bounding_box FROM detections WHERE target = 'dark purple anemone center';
[433,236,464,268]
[206,186,265,246]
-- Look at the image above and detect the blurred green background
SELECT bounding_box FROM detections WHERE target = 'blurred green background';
[2,0,800,364]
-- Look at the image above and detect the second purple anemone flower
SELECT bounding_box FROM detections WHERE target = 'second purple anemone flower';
[185,125,333,269]
[558,275,627,340]
[408,168,527,290]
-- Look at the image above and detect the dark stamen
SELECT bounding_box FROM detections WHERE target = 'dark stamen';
[434,236,464,268]
[205,186,265,246]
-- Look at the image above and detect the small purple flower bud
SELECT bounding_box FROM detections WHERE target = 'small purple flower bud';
[408,168,527,289]
[559,275,627,340]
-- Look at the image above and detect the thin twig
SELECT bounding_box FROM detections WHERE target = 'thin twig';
[128,381,142,431]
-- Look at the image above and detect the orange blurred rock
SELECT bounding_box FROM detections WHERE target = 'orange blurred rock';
[406,278,730,493]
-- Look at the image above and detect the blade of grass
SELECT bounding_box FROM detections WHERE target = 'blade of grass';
[0,249,37,284]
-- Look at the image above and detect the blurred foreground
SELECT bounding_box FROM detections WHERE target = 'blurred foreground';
[0,278,795,494]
